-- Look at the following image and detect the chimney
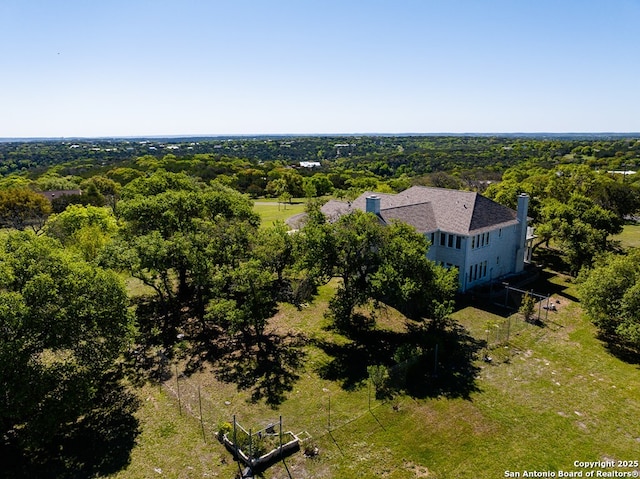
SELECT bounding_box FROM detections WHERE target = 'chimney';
[365,195,381,215]
[515,193,529,272]
[517,193,529,227]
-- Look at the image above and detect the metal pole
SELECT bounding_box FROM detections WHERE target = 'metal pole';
[433,344,439,377]
[279,415,283,455]
[234,415,241,476]
[198,385,205,442]
[546,295,550,323]
[176,364,182,416]
[538,293,542,322]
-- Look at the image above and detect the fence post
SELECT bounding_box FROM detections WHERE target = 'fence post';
[279,415,283,455]
[433,344,439,377]
[233,416,241,476]
[537,291,542,322]
[175,364,182,416]
[546,295,550,323]
[198,385,205,442]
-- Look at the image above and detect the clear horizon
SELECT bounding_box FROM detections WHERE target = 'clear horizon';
[2,1,640,137]
[3,131,640,142]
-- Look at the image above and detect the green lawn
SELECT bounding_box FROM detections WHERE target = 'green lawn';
[112,277,640,479]
[253,199,306,226]
[613,223,640,248]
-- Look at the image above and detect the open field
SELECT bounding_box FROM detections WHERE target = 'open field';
[253,199,307,226]
[613,223,640,249]
[112,273,640,479]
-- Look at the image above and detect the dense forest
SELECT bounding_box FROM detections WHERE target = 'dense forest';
[1,134,640,477]
[1,135,639,194]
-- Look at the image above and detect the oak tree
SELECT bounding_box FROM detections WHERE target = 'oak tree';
[0,231,135,458]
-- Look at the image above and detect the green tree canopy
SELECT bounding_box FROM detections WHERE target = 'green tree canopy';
[372,221,458,321]
[300,210,457,330]
[80,175,121,208]
[486,163,628,274]
[539,194,622,274]
[0,231,135,456]
[265,169,304,198]
[120,170,200,200]
[34,174,81,192]
[44,205,119,261]
[579,250,640,350]
[114,172,260,336]
[0,187,52,231]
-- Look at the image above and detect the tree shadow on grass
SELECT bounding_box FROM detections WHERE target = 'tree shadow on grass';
[598,332,640,366]
[1,379,140,479]
[404,322,483,400]
[529,268,580,303]
[212,332,308,407]
[314,320,483,400]
[533,247,574,278]
[138,300,309,408]
[461,266,580,321]
[314,329,408,391]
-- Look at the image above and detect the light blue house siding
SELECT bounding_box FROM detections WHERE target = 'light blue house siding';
[427,222,522,291]
[425,194,530,291]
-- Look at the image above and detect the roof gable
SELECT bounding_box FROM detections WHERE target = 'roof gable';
[468,194,518,232]
[379,202,436,232]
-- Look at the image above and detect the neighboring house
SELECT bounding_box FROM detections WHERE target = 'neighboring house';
[321,186,535,292]
[39,189,82,202]
[299,161,321,168]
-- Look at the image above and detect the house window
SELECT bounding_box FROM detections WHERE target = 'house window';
[469,265,473,281]
[430,233,435,244]
[471,236,475,249]
[456,236,461,249]
[486,232,490,245]
[483,261,487,277]
[497,256,500,264]
[473,264,478,281]
[448,234,454,248]
[499,228,502,237]
[440,233,446,246]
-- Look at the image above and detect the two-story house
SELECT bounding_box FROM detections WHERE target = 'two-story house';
[321,186,534,292]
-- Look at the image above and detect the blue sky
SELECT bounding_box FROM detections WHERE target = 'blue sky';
[1,0,639,137]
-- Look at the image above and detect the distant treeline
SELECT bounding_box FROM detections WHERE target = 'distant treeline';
[1,135,639,178]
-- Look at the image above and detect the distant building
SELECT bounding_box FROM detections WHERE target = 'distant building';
[321,186,534,292]
[299,161,321,168]
[607,170,636,176]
